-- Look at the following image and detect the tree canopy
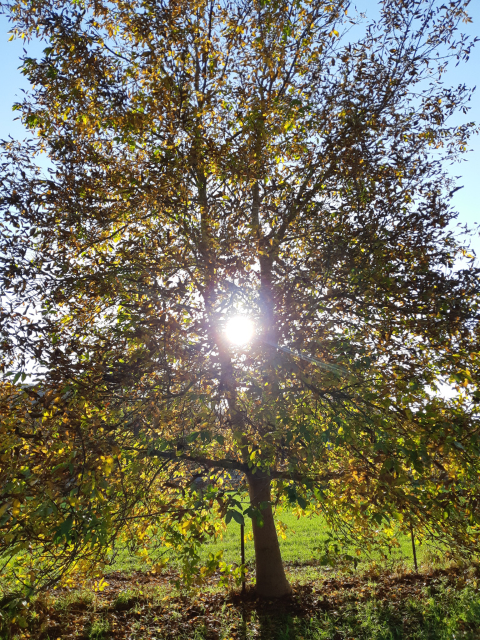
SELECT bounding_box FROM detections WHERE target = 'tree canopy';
[0,0,479,598]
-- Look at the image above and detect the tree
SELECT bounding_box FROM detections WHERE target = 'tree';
[1,0,479,598]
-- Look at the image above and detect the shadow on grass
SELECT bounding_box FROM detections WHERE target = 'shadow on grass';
[212,569,480,640]
[2,566,480,639]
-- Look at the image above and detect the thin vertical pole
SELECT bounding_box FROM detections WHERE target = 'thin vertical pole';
[241,522,246,594]
[410,523,418,573]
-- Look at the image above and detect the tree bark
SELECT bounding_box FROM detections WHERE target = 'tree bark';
[247,472,292,598]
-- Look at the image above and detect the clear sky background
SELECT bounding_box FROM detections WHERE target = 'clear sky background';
[0,2,478,253]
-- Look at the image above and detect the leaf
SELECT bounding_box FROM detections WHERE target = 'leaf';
[297,496,308,510]
[53,515,73,542]
[231,510,245,526]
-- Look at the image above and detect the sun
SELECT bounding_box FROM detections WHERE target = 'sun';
[225,315,255,346]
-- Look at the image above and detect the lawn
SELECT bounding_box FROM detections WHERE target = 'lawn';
[199,509,425,569]
[108,507,428,576]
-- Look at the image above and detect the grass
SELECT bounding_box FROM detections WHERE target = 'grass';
[86,617,111,640]
[107,508,430,576]
[201,509,427,567]
[0,508,469,639]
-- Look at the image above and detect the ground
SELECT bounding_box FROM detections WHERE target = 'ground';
[2,513,480,639]
[3,564,480,639]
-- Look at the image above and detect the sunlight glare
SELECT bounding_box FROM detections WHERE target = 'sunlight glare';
[225,315,255,346]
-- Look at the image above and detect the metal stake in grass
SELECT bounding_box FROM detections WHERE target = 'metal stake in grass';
[241,522,246,594]
[410,523,418,573]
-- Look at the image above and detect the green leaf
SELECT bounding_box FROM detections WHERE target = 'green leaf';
[231,510,245,526]
[54,515,73,542]
[297,496,308,510]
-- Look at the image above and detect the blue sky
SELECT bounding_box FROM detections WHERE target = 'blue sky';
[0,3,478,253]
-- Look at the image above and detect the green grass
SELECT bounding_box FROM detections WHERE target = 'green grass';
[107,508,431,576]
[287,581,480,640]
[202,510,425,565]
[200,509,330,565]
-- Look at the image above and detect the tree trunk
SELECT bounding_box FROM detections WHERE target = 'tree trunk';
[247,473,292,598]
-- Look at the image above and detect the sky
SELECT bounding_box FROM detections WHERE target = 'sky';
[0,2,478,254]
